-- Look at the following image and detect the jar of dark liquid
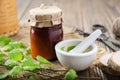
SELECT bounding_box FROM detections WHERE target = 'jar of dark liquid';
[29,5,63,60]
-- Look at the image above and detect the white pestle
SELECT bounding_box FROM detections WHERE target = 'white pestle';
[69,29,102,53]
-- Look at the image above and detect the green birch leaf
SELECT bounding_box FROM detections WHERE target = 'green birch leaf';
[36,56,52,65]
[2,41,26,51]
[21,56,41,71]
[64,69,77,80]
[28,76,36,80]
[0,36,12,46]
[26,47,31,54]
[67,46,75,52]
[21,56,35,67]
[0,52,5,62]
[0,74,8,80]
[8,49,23,61]
[9,66,22,77]
[61,46,65,51]
[0,52,5,57]
[23,64,40,71]
[4,60,18,68]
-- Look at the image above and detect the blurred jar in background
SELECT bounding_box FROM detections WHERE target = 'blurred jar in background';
[0,0,19,36]
[29,4,63,60]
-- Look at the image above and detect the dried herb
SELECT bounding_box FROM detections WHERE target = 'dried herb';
[61,45,76,52]
[67,46,75,52]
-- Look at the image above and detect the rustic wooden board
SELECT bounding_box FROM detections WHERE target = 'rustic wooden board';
[15,0,120,79]
[10,22,120,80]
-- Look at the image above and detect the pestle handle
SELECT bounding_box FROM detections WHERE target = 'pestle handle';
[69,30,102,53]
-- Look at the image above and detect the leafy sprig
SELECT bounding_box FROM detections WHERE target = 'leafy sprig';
[0,36,77,80]
[0,36,52,79]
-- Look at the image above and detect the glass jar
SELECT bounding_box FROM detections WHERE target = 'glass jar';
[29,5,63,60]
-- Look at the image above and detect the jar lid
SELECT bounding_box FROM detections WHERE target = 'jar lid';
[29,4,62,27]
[29,4,62,21]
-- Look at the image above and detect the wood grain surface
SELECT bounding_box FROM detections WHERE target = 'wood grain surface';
[15,0,120,80]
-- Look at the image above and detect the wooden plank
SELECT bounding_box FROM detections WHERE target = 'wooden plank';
[97,0,116,38]
[104,0,120,16]
[16,0,32,20]
[15,0,120,79]
[20,0,58,21]
[56,0,80,27]
[80,0,94,33]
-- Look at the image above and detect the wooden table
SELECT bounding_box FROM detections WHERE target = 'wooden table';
[17,0,120,37]
[16,0,120,80]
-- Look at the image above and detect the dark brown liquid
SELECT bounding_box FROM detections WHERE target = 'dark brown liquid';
[30,24,63,60]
